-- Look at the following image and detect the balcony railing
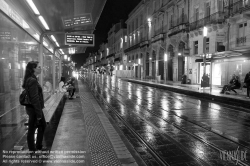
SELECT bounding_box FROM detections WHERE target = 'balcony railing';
[224,0,250,18]
[151,33,164,43]
[169,15,187,30]
[236,36,246,46]
[189,12,224,31]
[140,40,149,48]
[124,43,140,53]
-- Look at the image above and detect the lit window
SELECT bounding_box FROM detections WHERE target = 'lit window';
[125,36,127,42]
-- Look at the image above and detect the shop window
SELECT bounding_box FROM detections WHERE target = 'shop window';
[194,41,198,54]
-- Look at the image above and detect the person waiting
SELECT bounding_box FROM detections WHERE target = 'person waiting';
[244,71,250,99]
[59,76,67,93]
[64,77,76,99]
[220,74,241,94]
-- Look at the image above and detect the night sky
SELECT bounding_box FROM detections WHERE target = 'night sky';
[72,0,141,69]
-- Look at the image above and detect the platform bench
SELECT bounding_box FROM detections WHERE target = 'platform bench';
[43,92,66,124]
[24,92,66,126]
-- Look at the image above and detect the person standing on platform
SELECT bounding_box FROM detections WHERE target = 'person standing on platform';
[244,71,250,98]
[22,61,47,155]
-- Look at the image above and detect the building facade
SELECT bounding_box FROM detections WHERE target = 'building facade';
[86,0,250,87]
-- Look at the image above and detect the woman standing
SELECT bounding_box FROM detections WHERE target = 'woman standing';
[22,61,47,153]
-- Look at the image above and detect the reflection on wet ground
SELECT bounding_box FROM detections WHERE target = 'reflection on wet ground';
[87,73,250,166]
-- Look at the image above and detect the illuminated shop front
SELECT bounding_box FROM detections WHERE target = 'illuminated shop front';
[211,56,250,86]
[194,52,250,86]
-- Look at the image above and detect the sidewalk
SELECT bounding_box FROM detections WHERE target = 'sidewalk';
[46,80,138,166]
[124,78,250,110]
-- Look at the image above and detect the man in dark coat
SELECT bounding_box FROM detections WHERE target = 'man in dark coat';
[244,71,250,98]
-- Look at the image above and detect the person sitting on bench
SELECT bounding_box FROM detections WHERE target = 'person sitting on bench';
[220,74,241,94]
[64,77,76,99]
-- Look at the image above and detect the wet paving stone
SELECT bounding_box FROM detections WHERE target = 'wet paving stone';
[89,76,250,166]
[143,159,161,166]
[163,155,195,165]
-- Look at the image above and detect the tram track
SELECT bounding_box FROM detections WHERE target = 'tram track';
[86,76,250,166]
[105,78,250,121]
[96,76,250,150]
[86,80,206,166]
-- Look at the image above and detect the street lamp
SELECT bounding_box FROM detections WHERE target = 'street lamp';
[164,53,168,62]
[64,54,67,60]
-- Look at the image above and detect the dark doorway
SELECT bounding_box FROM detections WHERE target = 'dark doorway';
[178,42,185,81]
[152,62,155,78]
[168,45,174,81]
[158,48,164,80]
[135,66,138,78]
[146,52,149,76]
[168,59,173,81]
[159,61,164,80]
[146,63,149,76]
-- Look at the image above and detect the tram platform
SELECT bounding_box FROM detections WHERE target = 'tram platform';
[46,80,139,166]
[124,78,250,110]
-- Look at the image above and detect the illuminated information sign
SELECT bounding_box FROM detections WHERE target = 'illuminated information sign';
[0,31,11,41]
[65,34,94,46]
[62,13,92,28]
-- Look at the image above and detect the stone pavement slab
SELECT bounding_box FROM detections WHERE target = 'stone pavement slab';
[46,80,138,166]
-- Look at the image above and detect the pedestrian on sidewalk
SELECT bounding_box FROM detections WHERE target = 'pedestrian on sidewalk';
[244,71,250,98]
[220,74,241,94]
[22,61,47,155]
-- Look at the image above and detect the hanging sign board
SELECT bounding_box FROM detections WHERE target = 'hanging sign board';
[216,32,225,42]
[0,31,11,41]
[62,13,92,29]
[65,34,94,46]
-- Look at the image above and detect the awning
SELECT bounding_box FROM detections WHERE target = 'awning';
[213,51,242,57]
[195,58,212,62]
